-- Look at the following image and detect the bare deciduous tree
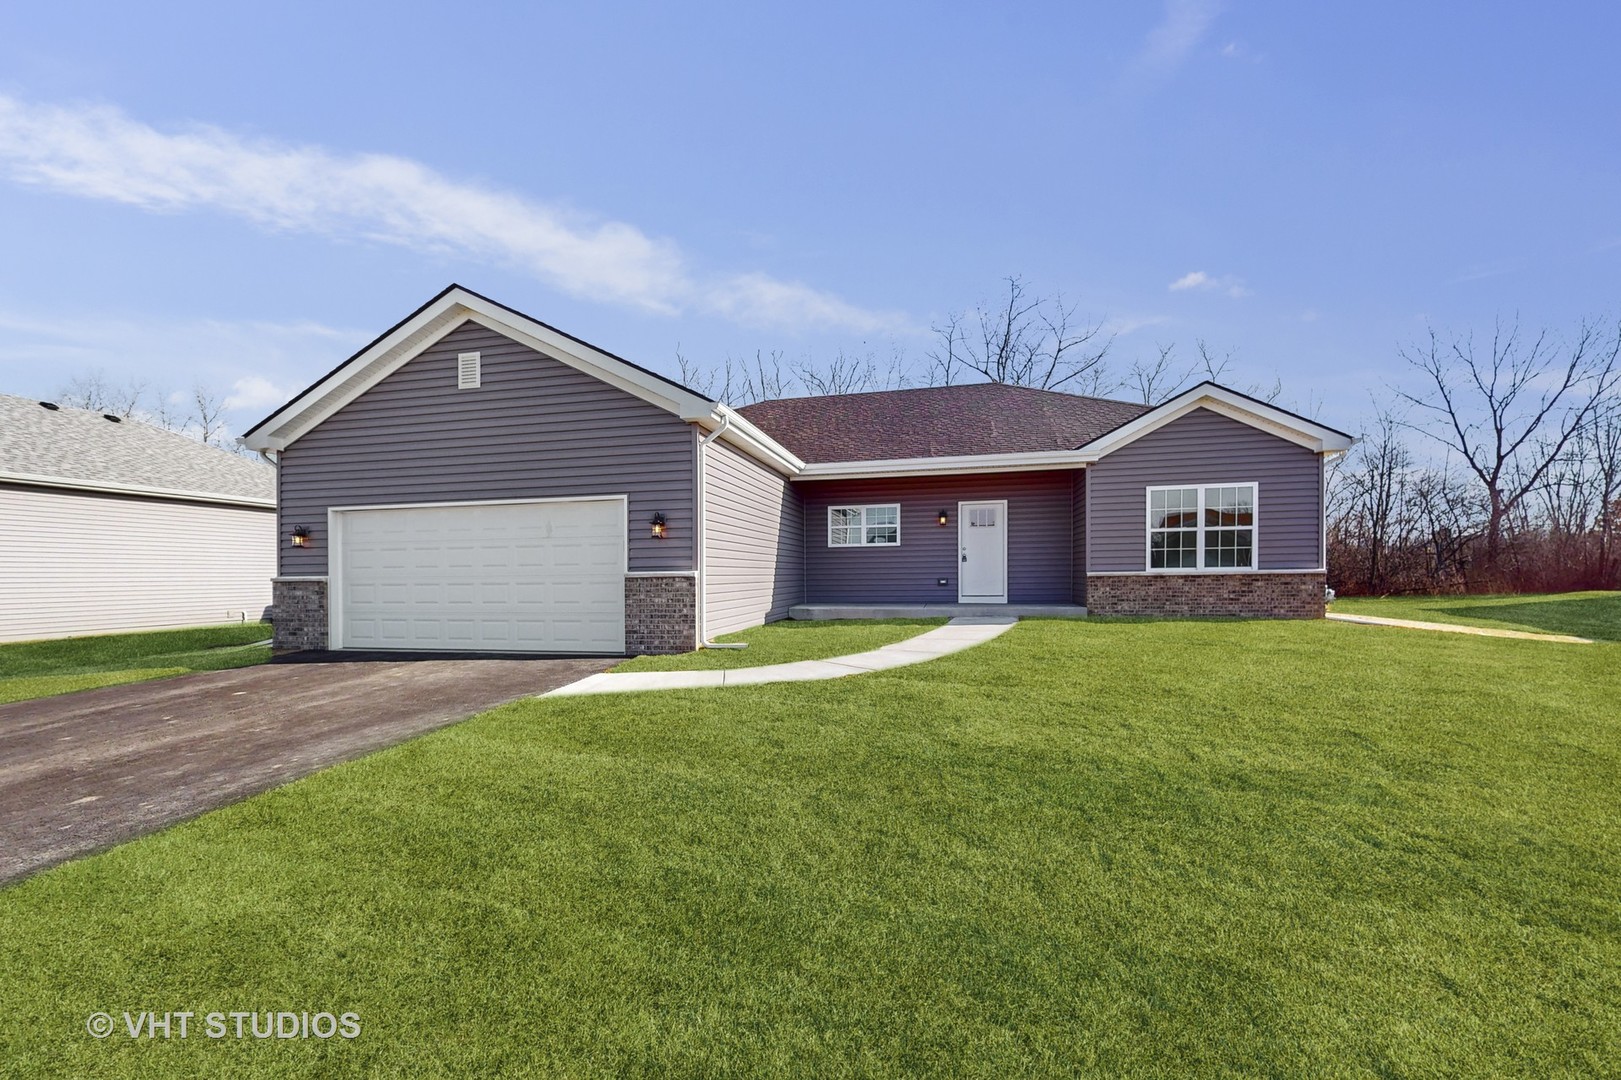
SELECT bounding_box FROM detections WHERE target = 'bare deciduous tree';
[1398,319,1621,577]
[925,276,1112,392]
[1125,344,1191,405]
[190,384,229,446]
[56,371,145,417]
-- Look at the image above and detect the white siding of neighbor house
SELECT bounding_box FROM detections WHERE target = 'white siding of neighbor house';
[0,484,275,642]
[702,436,804,638]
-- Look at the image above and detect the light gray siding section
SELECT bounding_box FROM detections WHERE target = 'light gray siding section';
[278,321,697,577]
[0,484,275,642]
[1087,407,1324,572]
[798,471,1078,604]
[702,438,804,637]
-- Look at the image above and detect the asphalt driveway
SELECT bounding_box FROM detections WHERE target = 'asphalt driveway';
[0,654,612,886]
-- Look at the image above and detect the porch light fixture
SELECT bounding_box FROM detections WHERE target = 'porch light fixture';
[290,525,312,548]
[937,509,949,526]
[650,512,668,540]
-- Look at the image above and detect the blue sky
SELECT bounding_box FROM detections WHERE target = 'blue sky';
[0,1,1616,439]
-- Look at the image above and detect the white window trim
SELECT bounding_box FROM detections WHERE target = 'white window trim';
[827,503,902,548]
[1144,482,1259,572]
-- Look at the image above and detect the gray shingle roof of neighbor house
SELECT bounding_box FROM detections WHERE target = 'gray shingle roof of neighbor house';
[0,393,275,506]
[737,383,1154,463]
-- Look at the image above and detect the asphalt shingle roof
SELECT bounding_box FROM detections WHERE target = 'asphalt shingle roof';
[0,393,275,504]
[737,383,1152,463]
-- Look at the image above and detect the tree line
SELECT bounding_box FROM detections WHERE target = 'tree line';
[678,276,1621,597]
[677,276,1287,407]
[1329,320,1620,595]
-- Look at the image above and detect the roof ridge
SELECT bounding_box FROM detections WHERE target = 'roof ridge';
[742,381,1142,410]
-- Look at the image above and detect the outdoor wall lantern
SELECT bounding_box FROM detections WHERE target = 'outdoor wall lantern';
[937,509,950,526]
[290,525,312,547]
[650,513,668,540]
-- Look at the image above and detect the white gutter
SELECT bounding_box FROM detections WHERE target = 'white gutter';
[798,450,1097,480]
[0,470,276,510]
[692,415,747,650]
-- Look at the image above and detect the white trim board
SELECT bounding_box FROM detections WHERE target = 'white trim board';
[1088,568,1325,576]
[1077,383,1354,458]
[0,470,275,510]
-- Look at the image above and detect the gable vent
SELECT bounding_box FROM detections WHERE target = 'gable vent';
[457,351,482,389]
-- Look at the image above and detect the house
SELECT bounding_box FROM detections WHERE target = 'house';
[242,285,1353,655]
[0,393,276,642]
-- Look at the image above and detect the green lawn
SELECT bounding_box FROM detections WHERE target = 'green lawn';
[1,618,1617,1076]
[0,623,272,704]
[1331,590,1621,642]
[615,617,946,671]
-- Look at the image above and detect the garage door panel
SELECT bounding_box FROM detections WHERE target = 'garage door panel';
[338,500,627,653]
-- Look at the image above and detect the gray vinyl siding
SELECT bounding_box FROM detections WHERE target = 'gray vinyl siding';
[1086,407,1324,572]
[702,438,804,637]
[0,483,274,642]
[278,321,697,577]
[1071,469,1087,604]
[798,471,1078,604]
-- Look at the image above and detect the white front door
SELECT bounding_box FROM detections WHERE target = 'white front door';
[333,497,627,653]
[958,499,1008,603]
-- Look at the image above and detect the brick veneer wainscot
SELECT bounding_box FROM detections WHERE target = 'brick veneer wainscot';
[271,578,328,650]
[624,575,696,655]
[1087,572,1326,618]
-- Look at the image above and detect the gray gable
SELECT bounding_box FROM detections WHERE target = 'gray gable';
[0,393,275,504]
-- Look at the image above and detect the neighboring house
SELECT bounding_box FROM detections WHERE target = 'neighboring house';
[0,394,276,643]
[242,285,1353,656]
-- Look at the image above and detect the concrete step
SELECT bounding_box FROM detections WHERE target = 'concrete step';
[788,603,1086,620]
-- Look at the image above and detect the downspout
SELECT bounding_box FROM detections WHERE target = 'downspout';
[695,415,748,649]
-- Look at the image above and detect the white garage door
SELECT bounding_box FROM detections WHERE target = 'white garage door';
[334,498,626,653]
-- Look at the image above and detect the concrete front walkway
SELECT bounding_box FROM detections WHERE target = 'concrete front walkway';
[545,617,1017,697]
[1326,612,1594,644]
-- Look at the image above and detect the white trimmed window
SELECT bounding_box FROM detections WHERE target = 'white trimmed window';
[829,504,900,547]
[1147,484,1256,570]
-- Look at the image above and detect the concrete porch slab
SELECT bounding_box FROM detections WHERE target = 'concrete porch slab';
[788,603,1086,620]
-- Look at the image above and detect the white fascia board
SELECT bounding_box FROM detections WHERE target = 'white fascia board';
[1079,383,1355,458]
[695,404,806,476]
[0,470,276,509]
[242,299,468,451]
[242,287,721,452]
[798,450,1093,480]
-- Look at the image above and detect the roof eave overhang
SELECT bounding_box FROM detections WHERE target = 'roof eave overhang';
[242,287,723,453]
[0,470,276,509]
[690,404,807,475]
[797,450,1095,480]
[1076,383,1355,458]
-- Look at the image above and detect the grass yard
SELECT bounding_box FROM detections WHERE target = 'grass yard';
[1331,589,1620,641]
[0,616,1616,1076]
[0,623,272,705]
[614,617,946,671]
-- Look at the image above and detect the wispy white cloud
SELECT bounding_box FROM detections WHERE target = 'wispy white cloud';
[0,308,368,440]
[0,95,903,334]
[1103,313,1172,337]
[1169,270,1250,298]
[222,374,298,412]
[1140,0,1221,70]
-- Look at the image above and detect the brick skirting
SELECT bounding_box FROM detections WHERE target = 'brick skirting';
[272,574,696,654]
[271,578,329,650]
[1087,572,1326,618]
[624,574,696,655]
